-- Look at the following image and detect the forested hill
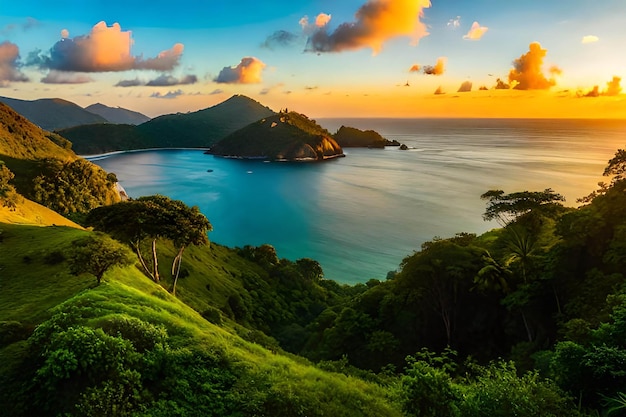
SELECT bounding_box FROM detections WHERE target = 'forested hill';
[0,102,119,214]
[207,111,344,161]
[60,94,276,154]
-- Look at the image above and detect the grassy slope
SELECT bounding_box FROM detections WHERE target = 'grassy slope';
[0,222,401,416]
[0,198,84,228]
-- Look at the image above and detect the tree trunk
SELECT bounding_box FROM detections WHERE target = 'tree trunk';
[171,246,185,295]
[132,240,155,281]
[152,238,160,282]
[521,308,533,342]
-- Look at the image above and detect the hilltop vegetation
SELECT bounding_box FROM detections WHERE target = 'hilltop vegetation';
[208,110,344,161]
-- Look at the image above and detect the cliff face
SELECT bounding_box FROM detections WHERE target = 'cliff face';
[207,112,344,161]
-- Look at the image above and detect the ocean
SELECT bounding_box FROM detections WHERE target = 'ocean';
[90,118,626,284]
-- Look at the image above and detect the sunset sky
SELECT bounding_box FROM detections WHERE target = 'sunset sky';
[1,0,625,118]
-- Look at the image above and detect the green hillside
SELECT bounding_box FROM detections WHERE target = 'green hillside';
[0,102,119,214]
[0,222,402,416]
[59,95,276,154]
[208,111,344,161]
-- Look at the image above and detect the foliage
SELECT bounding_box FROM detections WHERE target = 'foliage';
[458,361,578,417]
[0,161,22,209]
[86,195,212,286]
[32,158,120,214]
[208,111,343,161]
[481,188,565,226]
[68,232,135,284]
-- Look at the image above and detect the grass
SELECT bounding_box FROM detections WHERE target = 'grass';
[0,223,90,323]
[0,220,403,416]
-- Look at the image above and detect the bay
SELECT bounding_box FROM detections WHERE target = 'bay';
[90,118,626,284]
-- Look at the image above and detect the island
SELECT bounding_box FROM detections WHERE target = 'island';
[333,125,401,148]
[205,111,345,162]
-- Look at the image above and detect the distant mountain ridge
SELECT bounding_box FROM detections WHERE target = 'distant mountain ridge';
[60,95,276,154]
[85,103,150,125]
[0,96,108,130]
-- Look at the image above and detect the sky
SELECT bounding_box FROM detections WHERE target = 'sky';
[1,0,625,118]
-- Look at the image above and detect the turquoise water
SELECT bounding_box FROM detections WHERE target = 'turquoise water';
[90,118,626,284]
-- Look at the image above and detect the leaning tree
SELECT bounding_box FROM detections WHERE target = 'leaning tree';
[86,195,212,290]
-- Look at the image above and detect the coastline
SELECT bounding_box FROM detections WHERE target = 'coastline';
[82,147,209,161]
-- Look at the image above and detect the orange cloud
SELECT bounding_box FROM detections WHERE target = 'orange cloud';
[0,41,29,85]
[463,21,488,40]
[604,76,622,96]
[409,64,421,72]
[458,81,472,92]
[423,57,446,75]
[305,0,431,54]
[215,57,266,84]
[508,42,559,90]
[33,21,183,72]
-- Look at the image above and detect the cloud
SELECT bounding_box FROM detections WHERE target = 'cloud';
[423,57,446,75]
[0,41,29,85]
[604,76,622,96]
[582,35,599,44]
[479,85,488,91]
[409,64,421,72]
[262,30,299,49]
[150,89,184,99]
[30,21,184,72]
[508,42,559,90]
[115,78,143,87]
[463,21,488,40]
[304,0,431,54]
[1,17,40,36]
[214,57,266,84]
[146,74,197,86]
[494,78,510,89]
[299,13,333,34]
[447,16,461,29]
[581,76,623,98]
[260,83,285,95]
[583,86,600,97]
[209,88,224,95]
[457,81,472,92]
[434,86,445,95]
[41,70,92,84]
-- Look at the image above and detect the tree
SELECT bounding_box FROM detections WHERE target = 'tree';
[481,188,565,226]
[0,161,21,209]
[86,195,211,289]
[68,233,135,285]
[604,148,626,184]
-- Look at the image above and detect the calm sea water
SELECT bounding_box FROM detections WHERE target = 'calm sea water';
[90,118,626,284]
